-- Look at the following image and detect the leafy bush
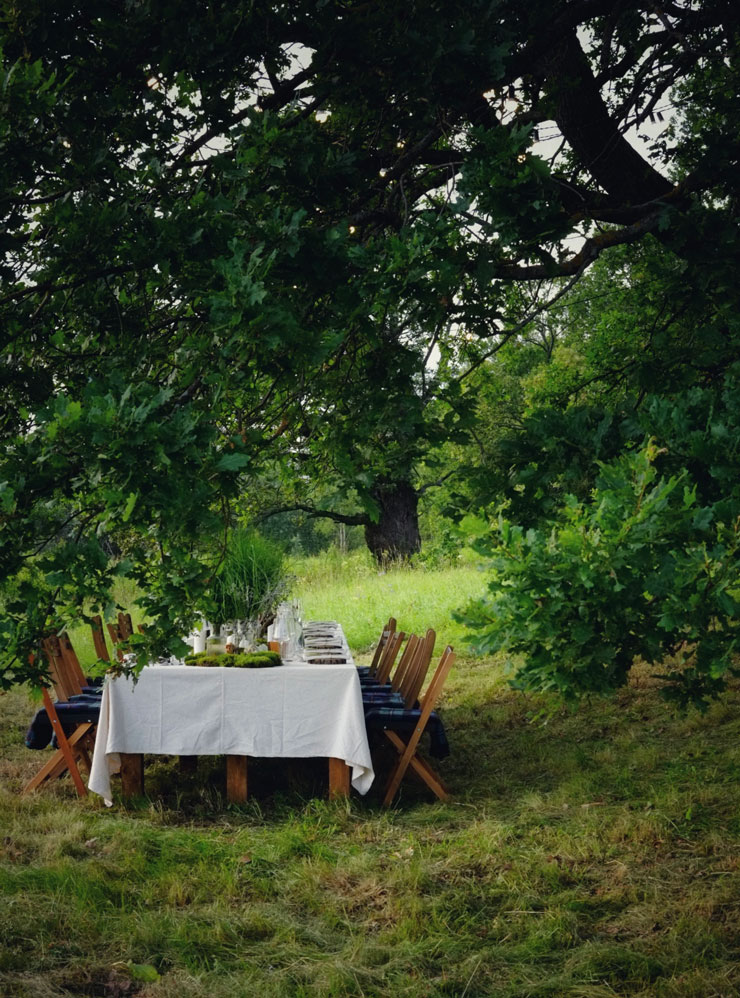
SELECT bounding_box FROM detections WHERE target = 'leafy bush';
[211,530,290,632]
[461,442,740,708]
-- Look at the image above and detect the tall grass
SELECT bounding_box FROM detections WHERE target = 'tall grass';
[291,549,487,654]
[212,529,289,629]
[3,656,740,997]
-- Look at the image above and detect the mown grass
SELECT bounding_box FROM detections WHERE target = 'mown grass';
[1,558,740,997]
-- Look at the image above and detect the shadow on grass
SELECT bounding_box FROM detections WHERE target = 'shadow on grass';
[3,665,740,998]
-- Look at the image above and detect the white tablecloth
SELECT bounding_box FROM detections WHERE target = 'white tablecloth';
[88,657,374,802]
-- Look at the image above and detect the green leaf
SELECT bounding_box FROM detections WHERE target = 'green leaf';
[127,963,160,983]
[216,452,250,471]
[122,492,137,522]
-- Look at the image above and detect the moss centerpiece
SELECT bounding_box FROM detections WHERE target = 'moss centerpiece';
[184,651,282,669]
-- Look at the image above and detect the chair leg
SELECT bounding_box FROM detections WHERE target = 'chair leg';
[35,744,90,786]
[383,729,449,803]
[381,725,426,807]
[23,754,66,795]
[23,705,92,798]
[22,723,95,794]
[406,748,450,801]
[44,692,87,798]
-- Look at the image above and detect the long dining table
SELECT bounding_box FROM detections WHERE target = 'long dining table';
[87,623,374,804]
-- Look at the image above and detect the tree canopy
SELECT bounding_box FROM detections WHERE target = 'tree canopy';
[1,1,739,697]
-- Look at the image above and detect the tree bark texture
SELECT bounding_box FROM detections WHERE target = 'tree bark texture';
[364,480,421,565]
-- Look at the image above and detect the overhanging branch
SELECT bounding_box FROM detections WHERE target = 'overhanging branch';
[496,213,663,281]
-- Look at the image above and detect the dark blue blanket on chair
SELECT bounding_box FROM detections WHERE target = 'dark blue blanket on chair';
[25,696,102,750]
[364,707,450,759]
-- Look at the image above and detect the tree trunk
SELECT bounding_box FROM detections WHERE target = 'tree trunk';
[364,480,421,565]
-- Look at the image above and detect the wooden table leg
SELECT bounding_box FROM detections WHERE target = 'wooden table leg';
[119,753,144,797]
[328,757,350,799]
[226,755,248,803]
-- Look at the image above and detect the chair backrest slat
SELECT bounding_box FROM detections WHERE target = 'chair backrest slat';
[375,630,405,686]
[400,629,436,707]
[419,645,455,717]
[43,622,110,698]
[118,611,134,639]
[107,612,135,661]
[42,635,80,701]
[368,617,396,678]
[91,615,110,661]
[389,634,419,693]
[58,632,88,692]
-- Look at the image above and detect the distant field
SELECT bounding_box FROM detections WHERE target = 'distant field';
[66,550,488,668]
[291,549,488,655]
[3,553,740,997]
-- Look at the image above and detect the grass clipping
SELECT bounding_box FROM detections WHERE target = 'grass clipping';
[183,651,282,668]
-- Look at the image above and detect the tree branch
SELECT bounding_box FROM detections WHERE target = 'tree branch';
[542,30,673,206]
[0,265,135,307]
[496,213,663,281]
[418,470,456,496]
[172,66,315,168]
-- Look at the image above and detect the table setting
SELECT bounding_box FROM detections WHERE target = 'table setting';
[87,606,373,805]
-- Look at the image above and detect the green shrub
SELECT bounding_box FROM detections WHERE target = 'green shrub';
[461,441,740,708]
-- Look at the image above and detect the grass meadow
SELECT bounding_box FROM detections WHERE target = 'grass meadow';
[1,554,740,997]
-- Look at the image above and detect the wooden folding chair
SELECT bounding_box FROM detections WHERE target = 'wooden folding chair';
[359,617,397,679]
[22,620,110,798]
[362,629,435,709]
[379,645,455,807]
